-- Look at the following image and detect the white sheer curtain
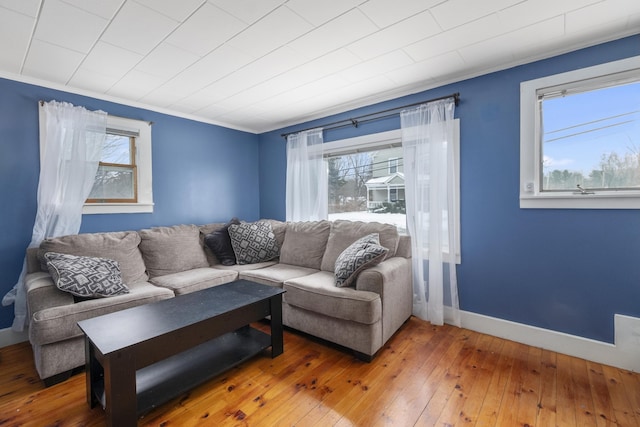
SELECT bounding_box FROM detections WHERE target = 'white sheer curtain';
[401,98,460,327]
[286,128,327,221]
[2,101,107,331]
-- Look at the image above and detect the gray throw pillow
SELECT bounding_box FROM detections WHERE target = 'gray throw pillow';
[44,252,129,298]
[228,221,280,265]
[334,233,388,288]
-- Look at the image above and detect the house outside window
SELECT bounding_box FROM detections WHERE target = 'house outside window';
[388,157,399,174]
[520,55,640,209]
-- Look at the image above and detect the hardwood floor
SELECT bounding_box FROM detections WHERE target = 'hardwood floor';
[1,317,639,426]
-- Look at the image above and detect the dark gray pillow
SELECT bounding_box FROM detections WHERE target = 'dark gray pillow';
[204,217,241,266]
[334,233,388,287]
[44,252,129,298]
[228,221,280,265]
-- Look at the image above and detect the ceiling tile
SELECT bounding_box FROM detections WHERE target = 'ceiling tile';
[497,0,601,33]
[359,0,442,28]
[340,50,415,83]
[23,39,84,84]
[565,0,638,34]
[101,1,178,55]
[0,8,34,73]
[430,0,524,30]
[388,51,464,84]
[68,67,120,93]
[60,0,125,19]
[81,41,143,78]
[165,3,246,56]
[207,0,285,25]
[34,0,108,54]
[348,10,441,61]
[135,43,200,78]
[107,69,165,99]
[288,9,379,60]
[134,0,205,21]
[286,0,362,26]
[226,5,313,58]
[403,14,502,62]
[0,0,40,17]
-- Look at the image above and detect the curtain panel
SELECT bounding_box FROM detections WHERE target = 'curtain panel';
[285,128,327,222]
[2,101,107,331]
[401,98,460,327]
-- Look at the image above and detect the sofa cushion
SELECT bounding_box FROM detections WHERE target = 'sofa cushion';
[139,224,209,278]
[228,221,280,264]
[28,281,174,346]
[334,234,388,287]
[203,218,241,266]
[239,263,318,288]
[38,231,148,284]
[214,260,278,272]
[284,271,381,324]
[44,252,129,298]
[150,268,238,295]
[279,220,331,270]
[321,220,399,272]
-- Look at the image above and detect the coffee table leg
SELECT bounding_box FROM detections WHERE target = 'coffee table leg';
[270,294,284,357]
[103,351,137,427]
[85,338,101,408]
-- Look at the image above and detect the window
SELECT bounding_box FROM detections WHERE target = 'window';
[325,130,407,233]
[520,55,640,208]
[388,157,399,174]
[83,115,153,214]
[323,124,460,259]
[86,131,137,203]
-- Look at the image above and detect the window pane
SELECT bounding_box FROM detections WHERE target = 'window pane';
[102,134,132,164]
[327,146,406,233]
[88,165,135,200]
[541,81,640,191]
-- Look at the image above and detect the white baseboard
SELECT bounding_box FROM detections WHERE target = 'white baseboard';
[459,310,640,372]
[0,327,28,348]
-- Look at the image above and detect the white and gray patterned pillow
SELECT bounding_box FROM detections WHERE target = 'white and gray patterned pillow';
[228,221,280,265]
[44,252,129,298]
[334,233,388,288]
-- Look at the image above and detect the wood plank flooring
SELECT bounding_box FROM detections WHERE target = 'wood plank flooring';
[1,317,639,426]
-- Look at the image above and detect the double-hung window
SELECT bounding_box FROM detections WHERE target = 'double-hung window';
[520,55,640,208]
[83,115,153,214]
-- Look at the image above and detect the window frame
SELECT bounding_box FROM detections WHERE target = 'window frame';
[323,125,461,263]
[86,132,138,204]
[520,55,640,209]
[83,115,153,214]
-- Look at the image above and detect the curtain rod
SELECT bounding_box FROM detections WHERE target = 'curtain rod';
[38,100,154,126]
[280,92,459,139]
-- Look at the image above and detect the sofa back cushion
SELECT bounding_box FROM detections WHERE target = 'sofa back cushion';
[279,220,331,270]
[38,231,148,284]
[139,224,209,278]
[320,220,399,272]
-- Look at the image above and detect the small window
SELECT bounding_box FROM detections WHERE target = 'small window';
[520,55,640,208]
[87,131,137,203]
[388,157,399,174]
[389,188,398,202]
[83,115,153,214]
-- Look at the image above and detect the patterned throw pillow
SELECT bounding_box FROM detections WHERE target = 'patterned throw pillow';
[44,252,129,298]
[334,233,388,288]
[228,221,280,265]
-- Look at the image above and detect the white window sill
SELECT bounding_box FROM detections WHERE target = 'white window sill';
[520,192,640,209]
[83,203,154,214]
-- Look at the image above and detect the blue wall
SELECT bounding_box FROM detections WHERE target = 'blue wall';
[259,34,640,344]
[0,78,261,329]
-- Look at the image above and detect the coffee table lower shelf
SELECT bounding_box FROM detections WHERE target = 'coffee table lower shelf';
[91,327,271,416]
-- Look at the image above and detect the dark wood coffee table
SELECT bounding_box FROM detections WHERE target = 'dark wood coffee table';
[77,279,285,427]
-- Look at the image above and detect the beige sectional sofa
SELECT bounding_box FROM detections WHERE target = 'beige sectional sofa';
[24,219,412,386]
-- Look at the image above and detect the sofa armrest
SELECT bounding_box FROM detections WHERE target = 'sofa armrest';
[355,256,413,343]
[24,272,75,318]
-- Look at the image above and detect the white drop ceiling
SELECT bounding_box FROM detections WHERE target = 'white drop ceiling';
[0,0,638,133]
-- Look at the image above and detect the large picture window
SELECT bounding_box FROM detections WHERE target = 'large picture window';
[520,55,640,208]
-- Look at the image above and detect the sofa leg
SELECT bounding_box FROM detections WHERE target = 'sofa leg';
[42,367,82,387]
[353,351,374,363]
